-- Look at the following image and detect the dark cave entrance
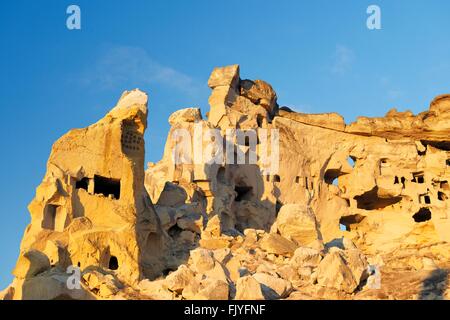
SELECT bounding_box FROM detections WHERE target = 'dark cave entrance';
[420,194,431,205]
[354,187,402,210]
[108,256,119,270]
[41,204,61,230]
[421,140,450,151]
[94,175,121,200]
[234,186,253,202]
[413,208,432,223]
[412,173,425,184]
[339,214,366,231]
[438,192,447,201]
[324,169,346,185]
[75,177,89,191]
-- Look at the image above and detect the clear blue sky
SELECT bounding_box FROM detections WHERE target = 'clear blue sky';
[1,0,450,289]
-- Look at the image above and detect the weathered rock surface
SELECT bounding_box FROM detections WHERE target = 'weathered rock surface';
[275,204,322,248]
[4,65,450,300]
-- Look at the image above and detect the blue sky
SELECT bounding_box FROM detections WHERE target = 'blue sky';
[1,0,450,288]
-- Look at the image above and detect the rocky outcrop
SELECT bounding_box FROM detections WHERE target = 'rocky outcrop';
[3,65,450,300]
[6,90,167,300]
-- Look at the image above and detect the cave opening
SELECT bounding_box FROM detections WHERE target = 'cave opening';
[256,115,263,127]
[75,177,89,191]
[380,158,389,167]
[354,187,402,210]
[413,208,432,223]
[421,140,450,151]
[339,214,366,231]
[420,194,431,204]
[412,173,425,184]
[94,175,121,200]
[41,204,61,230]
[234,186,253,202]
[168,224,183,238]
[348,156,356,168]
[276,200,283,216]
[108,256,119,270]
[438,192,447,201]
[401,177,406,188]
[324,169,346,185]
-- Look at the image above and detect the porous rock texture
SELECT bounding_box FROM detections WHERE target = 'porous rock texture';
[2,65,450,300]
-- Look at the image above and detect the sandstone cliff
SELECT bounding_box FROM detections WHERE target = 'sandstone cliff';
[1,65,449,300]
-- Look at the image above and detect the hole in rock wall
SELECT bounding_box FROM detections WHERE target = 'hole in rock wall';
[380,158,389,167]
[339,214,366,231]
[168,224,183,238]
[419,194,431,204]
[348,156,356,168]
[421,140,450,151]
[108,256,119,270]
[401,177,406,188]
[245,136,250,147]
[413,208,432,223]
[276,201,283,215]
[41,204,63,231]
[438,192,447,201]
[273,175,281,183]
[412,173,425,184]
[94,175,121,200]
[354,187,402,210]
[324,169,345,185]
[234,186,253,202]
[121,120,142,153]
[446,159,450,166]
[394,176,399,184]
[417,148,427,156]
[295,176,300,184]
[256,115,263,127]
[75,178,89,191]
[162,268,176,276]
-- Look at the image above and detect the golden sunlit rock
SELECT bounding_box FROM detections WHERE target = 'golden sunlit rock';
[3,66,450,300]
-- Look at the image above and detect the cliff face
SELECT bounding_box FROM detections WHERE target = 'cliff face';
[2,66,449,300]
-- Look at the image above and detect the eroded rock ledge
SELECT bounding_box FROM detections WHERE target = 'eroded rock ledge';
[2,65,450,300]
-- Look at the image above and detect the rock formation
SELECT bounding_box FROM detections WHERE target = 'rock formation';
[2,65,450,300]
